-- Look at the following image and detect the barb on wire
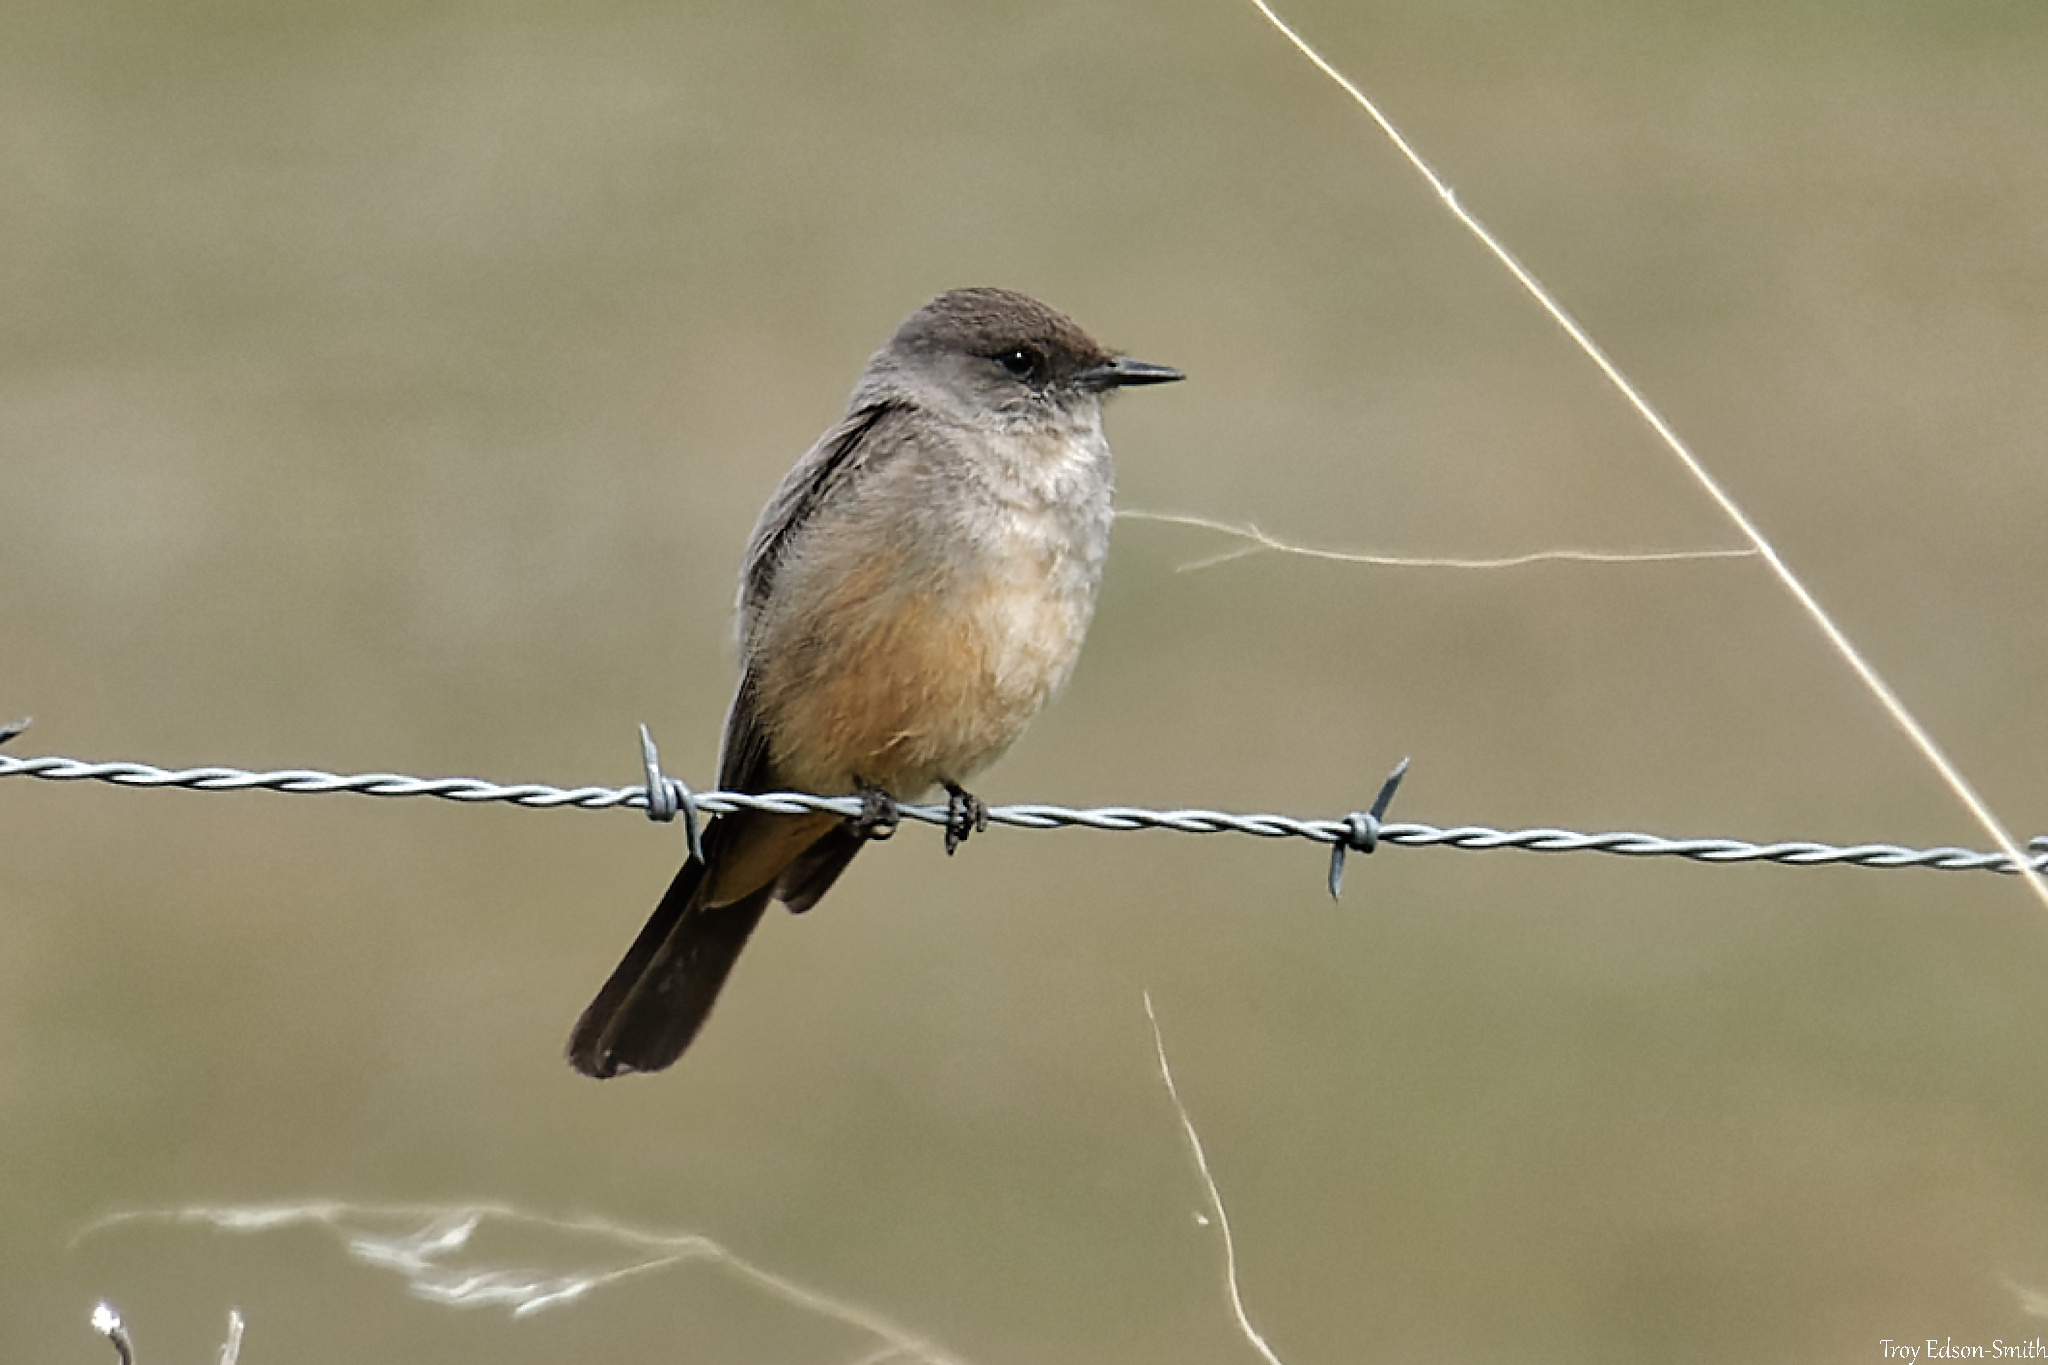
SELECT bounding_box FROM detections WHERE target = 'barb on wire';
[1327,757,1409,901]
[637,723,704,863]
[2,737,2044,886]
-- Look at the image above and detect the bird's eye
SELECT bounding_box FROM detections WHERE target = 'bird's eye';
[994,346,1043,380]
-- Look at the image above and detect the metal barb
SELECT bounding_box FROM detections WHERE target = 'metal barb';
[636,724,703,864]
[1328,757,1412,901]
[0,717,30,747]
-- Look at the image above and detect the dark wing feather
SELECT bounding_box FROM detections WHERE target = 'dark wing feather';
[716,667,775,793]
[739,400,909,630]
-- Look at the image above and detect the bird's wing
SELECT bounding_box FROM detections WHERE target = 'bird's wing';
[737,399,912,636]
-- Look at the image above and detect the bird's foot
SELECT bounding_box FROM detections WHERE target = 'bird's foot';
[943,782,989,856]
[852,784,899,842]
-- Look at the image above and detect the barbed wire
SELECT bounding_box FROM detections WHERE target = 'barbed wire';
[4,719,2042,894]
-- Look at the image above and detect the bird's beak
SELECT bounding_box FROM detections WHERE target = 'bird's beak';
[1077,356,1185,391]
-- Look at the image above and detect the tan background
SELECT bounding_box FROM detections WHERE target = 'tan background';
[5,1,2048,1361]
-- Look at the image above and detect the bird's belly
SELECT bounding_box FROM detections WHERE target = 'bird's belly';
[757,545,1093,798]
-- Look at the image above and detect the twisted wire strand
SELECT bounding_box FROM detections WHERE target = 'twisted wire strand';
[2,749,2042,878]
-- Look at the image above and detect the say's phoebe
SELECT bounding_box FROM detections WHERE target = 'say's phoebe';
[566,288,1182,1078]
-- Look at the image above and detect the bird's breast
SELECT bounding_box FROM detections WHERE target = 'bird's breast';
[749,442,1111,799]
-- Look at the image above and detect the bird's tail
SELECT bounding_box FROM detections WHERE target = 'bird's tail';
[565,854,771,1078]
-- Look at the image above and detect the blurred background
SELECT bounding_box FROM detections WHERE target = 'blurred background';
[5,0,2048,1360]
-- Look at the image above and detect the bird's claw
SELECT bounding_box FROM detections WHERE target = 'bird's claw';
[852,785,899,841]
[943,783,989,856]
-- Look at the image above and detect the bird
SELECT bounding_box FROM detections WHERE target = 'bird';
[566,288,1182,1077]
